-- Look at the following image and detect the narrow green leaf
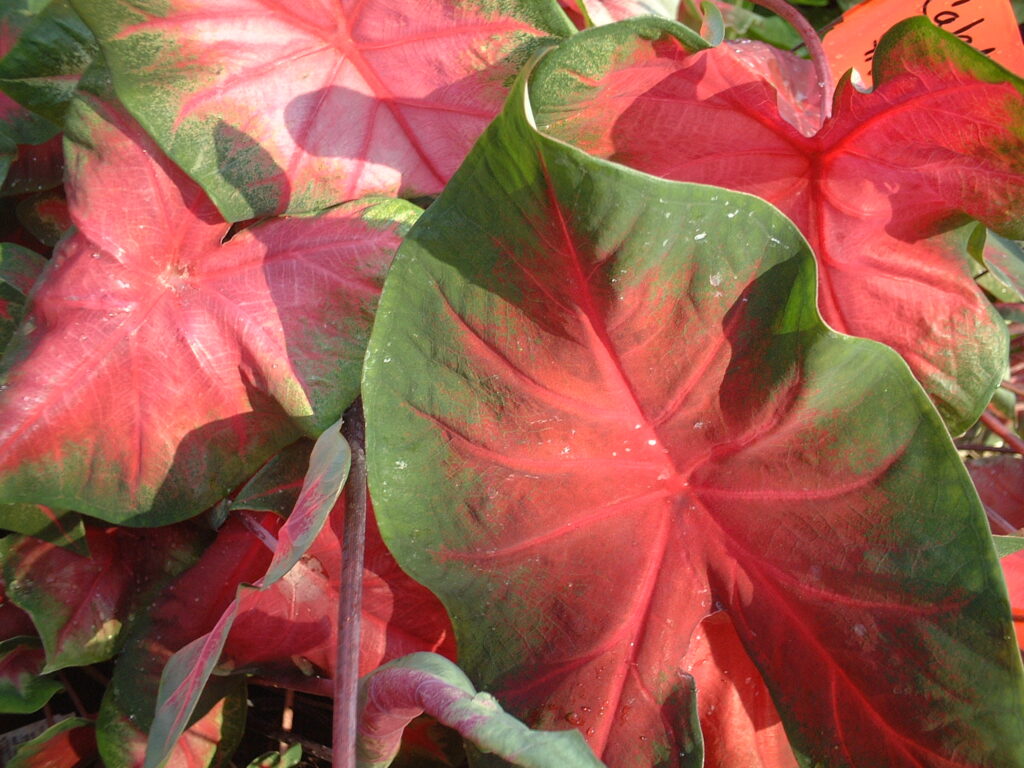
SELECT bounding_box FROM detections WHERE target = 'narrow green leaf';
[143,418,349,768]
[995,535,1024,558]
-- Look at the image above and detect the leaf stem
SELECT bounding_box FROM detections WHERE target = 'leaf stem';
[747,0,833,122]
[334,401,368,768]
[981,406,1024,454]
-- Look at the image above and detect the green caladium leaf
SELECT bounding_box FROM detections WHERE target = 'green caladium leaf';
[0,636,62,713]
[363,58,1024,766]
[0,0,99,125]
[0,242,45,354]
[0,0,61,190]
[0,503,87,555]
[995,535,1024,558]
[227,439,313,517]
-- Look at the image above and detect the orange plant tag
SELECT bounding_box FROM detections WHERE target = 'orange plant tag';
[822,0,1024,87]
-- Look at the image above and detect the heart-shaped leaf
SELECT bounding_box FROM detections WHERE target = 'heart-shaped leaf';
[224,498,455,681]
[529,17,1024,433]
[71,0,575,221]
[0,64,418,524]
[95,515,276,768]
[364,62,1024,766]
[97,678,247,768]
[2,522,201,671]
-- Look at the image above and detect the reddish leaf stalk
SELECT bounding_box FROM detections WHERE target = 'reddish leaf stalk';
[985,503,1019,535]
[335,402,368,768]
[57,670,89,717]
[981,406,1024,455]
[748,0,833,121]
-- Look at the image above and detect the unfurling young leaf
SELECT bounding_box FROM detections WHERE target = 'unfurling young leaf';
[357,653,605,768]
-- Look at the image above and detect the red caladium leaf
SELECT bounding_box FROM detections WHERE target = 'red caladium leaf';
[364,66,1024,765]
[2,521,201,671]
[528,17,1024,433]
[968,455,1024,532]
[0,580,35,640]
[16,189,72,247]
[686,612,796,768]
[98,680,248,768]
[0,64,419,524]
[146,422,455,767]
[70,0,576,221]
[5,717,98,768]
[0,132,63,197]
[95,515,276,768]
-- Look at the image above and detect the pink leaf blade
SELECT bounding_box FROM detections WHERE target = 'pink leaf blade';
[71,0,576,220]
[530,17,1022,433]
[364,65,1024,765]
[0,63,415,524]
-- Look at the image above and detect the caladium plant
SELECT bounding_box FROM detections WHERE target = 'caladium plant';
[363,61,1024,766]
[0,0,1023,767]
[527,16,1024,434]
